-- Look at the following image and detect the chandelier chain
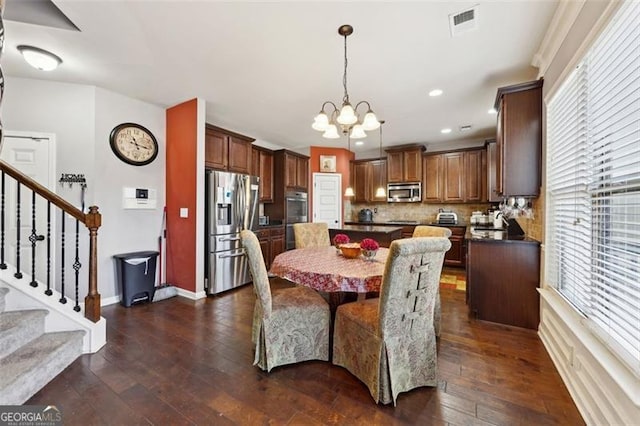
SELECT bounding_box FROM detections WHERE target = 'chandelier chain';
[342,34,349,105]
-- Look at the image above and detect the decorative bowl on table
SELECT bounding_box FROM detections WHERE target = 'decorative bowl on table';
[339,243,362,259]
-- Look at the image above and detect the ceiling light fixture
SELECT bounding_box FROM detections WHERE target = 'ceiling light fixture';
[312,25,380,141]
[375,120,386,198]
[441,128,452,134]
[344,132,355,197]
[17,45,62,71]
[429,89,443,97]
[488,107,497,114]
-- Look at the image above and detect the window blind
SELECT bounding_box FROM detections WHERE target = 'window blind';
[546,0,640,374]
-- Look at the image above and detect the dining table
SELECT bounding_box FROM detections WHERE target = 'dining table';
[269,245,389,294]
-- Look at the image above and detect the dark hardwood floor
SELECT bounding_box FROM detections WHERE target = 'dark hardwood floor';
[28,272,584,425]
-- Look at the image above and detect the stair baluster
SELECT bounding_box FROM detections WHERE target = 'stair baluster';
[0,171,5,270]
[45,201,52,296]
[14,182,22,279]
[29,190,37,287]
[73,218,81,312]
[59,211,66,304]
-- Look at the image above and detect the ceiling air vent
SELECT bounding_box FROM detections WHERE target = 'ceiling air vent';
[449,6,478,37]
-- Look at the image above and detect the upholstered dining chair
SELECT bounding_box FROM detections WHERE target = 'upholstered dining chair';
[412,225,452,337]
[293,222,331,248]
[412,225,452,238]
[332,237,451,405]
[240,230,330,372]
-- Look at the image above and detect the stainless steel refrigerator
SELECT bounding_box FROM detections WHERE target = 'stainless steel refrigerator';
[205,170,259,295]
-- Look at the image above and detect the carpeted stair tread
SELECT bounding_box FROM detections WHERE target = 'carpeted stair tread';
[0,310,48,358]
[0,330,84,405]
[0,287,8,313]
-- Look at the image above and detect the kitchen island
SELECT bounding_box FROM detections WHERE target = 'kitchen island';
[466,227,541,329]
[329,225,403,248]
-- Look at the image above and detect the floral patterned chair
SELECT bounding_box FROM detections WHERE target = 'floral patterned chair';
[332,237,451,405]
[293,222,331,248]
[240,230,330,372]
[412,225,452,238]
[412,225,452,337]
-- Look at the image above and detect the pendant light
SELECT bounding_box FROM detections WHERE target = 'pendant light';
[375,120,386,198]
[311,25,380,141]
[344,132,355,197]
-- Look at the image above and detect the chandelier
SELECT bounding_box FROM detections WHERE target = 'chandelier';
[311,25,380,139]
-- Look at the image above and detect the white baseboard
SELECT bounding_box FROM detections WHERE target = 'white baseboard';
[175,287,206,300]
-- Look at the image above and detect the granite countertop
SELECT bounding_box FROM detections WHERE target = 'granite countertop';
[465,226,540,243]
[333,225,404,233]
[345,220,468,228]
[256,222,284,229]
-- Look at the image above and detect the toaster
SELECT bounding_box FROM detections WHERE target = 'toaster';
[436,212,458,225]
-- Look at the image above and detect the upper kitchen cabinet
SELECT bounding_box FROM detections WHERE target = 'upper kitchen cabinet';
[352,158,387,203]
[275,149,309,192]
[386,144,425,183]
[485,139,502,202]
[494,79,543,197]
[252,146,274,203]
[423,148,486,203]
[205,125,255,174]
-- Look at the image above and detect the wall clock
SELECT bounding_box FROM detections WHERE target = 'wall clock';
[109,122,158,166]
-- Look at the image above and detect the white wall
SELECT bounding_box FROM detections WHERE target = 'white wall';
[3,77,166,304]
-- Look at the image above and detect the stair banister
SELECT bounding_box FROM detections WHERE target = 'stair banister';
[0,160,102,322]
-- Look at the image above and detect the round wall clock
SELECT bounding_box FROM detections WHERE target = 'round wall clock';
[109,122,159,166]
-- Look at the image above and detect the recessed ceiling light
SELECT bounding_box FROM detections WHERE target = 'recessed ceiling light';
[17,45,62,71]
[429,89,443,97]
[441,128,452,134]
[355,141,364,146]
[488,107,497,114]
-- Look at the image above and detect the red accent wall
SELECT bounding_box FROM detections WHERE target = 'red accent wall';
[309,146,354,219]
[165,99,198,292]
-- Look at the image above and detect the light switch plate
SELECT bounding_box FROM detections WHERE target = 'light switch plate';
[180,207,188,218]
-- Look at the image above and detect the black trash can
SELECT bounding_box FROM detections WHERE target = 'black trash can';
[113,251,159,307]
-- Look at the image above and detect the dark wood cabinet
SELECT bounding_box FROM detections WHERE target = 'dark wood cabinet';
[494,80,543,197]
[205,125,255,173]
[386,144,425,183]
[464,149,484,202]
[485,139,502,202]
[422,148,486,203]
[467,239,541,329]
[264,150,310,223]
[423,154,443,202]
[444,226,466,267]
[443,152,465,202]
[251,146,274,203]
[282,151,308,191]
[352,158,387,203]
[255,226,285,270]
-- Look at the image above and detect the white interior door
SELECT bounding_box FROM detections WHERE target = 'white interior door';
[313,173,342,229]
[1,132,56,284]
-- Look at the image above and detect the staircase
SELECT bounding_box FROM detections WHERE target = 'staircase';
[0,286,85,404]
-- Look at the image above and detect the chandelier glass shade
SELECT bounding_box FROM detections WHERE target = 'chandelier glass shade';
[312,25,380,140]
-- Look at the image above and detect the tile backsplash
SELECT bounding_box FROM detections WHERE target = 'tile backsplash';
[348,198,544,242]
[347,202,494,224]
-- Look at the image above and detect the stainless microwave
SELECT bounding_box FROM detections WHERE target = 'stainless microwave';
[387,182,422,203]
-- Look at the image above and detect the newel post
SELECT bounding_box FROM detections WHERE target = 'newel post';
[84,205,102,322]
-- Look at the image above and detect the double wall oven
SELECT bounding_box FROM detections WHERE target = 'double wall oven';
[285,191,308,250]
